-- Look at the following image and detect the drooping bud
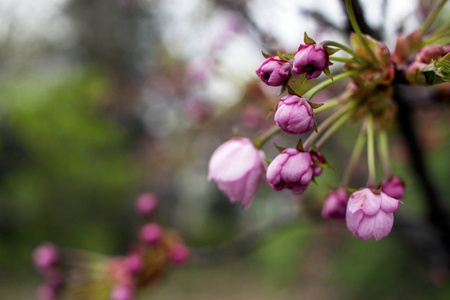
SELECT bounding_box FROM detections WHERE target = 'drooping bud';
[33,243,61,271]
[208,137,266,208]
[266,148,314,195]
[256,56,291,86]
[135,193,158,217]
[292,44,329,79]
[139,223,163,246]
[168,243,190,266]
[346,188,402,241]
[274,94,314,134]
[321,188,348,220]
[381,175,405,199]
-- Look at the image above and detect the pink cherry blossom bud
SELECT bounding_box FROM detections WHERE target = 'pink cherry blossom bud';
[37,284,57,300]
[415,44,447,63]
[381,175,405,199]
[256,56,291,86]
[110,284,134,300]
[124,252,144,276]
[169,243,190,265]
[346,188,402,241]
[135,193,158,217]
[321,188,348,220]
[33,243,60,271]
[311,151,326,177]
[208,137,266,209]
[274,94,314,134]
[139,223,163,245]
[266,148,314,195]
[292,44,329,79]
[405,61,428,85]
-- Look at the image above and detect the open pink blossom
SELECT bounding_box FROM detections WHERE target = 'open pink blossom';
[321,188,348,220]
[346,188,402,241]
[256,56,291,86]
[381,175,405,199]
[292,44,329,79]
[266,148,314,195]
[274,94,314,134]
[208,137,265,208]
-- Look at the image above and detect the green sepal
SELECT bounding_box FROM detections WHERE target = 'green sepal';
[424,52,450,83]
[304,32,316,45]
[343,186,358,193]
[309,101,324,109]
[282,53,295,60]
[295,138,304,152]
[273,143,286,153]
[252,136,261,149]
[311,176,317,185]
[265,158,273,165]
[372,186,383,195]
[261,51,272,59]
[313,119,318,133]
[325,46,340,56]
[277,50,288,61]
[279,84,287,95]
[313,160,334,171]
[323,65,333,80]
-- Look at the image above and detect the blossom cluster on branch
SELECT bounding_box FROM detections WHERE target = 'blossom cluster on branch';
[33,193,189,300]
[208,0,449,242]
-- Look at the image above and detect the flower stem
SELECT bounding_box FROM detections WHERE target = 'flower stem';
[329,57,355,63]
[313,98,340,114]
[421,0,448,34]
[305,71,354,100]
[377,129,391,177]
[322,41,370,63]
[315,112,351,149]
[341,124,366,187]
[303,103,354,149]
[255,124,281,149]
[344,0,377,64]
[366,114,376,187]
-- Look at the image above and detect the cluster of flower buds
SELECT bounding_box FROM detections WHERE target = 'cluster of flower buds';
[33,193,189,300]
[209,0,449,242]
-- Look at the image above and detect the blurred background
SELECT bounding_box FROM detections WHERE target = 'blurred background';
[0,0,449,299]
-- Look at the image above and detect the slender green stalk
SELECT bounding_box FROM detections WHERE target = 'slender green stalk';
[322,40,370,63]
[303,103,354,149]
[344,0,377,64]
[255,124,281,149]
[377,130,391,177]
[329,57,355,63]
[366,114,376,187]
[421,0,448,34]
[341,124,367,186]
[313,98,341,114]
[315,112,351,149]
[305,71,354,100]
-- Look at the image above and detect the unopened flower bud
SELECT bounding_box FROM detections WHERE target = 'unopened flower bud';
[169,243,190,265]
[110,284,134,300]
[33,243,60,271]
[381,175,405,199]
[405,61,428,85]
[416,44,447,63]
[124,252,144,276]
[292,44,329,79]
[256,56,291,86]
[321,188,348,220]
[274,94,314,134]
[139,223,163,246]
[346,188,402,241]
[208,138,266,208]
[135,193,158,217]
[266,148,314,195]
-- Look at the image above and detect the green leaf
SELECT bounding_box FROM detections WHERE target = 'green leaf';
[309,101,324,109]
[261,51,272,59]
[304,32,316,45]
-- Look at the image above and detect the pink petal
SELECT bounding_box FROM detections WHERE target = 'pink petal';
[346,209,363,236]
[361,189,381,216]
[380,192,400,213]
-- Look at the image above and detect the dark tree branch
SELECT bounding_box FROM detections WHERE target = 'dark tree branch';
[394,84,450,268]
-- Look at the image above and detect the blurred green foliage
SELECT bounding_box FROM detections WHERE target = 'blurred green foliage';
[0,68,141,273]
